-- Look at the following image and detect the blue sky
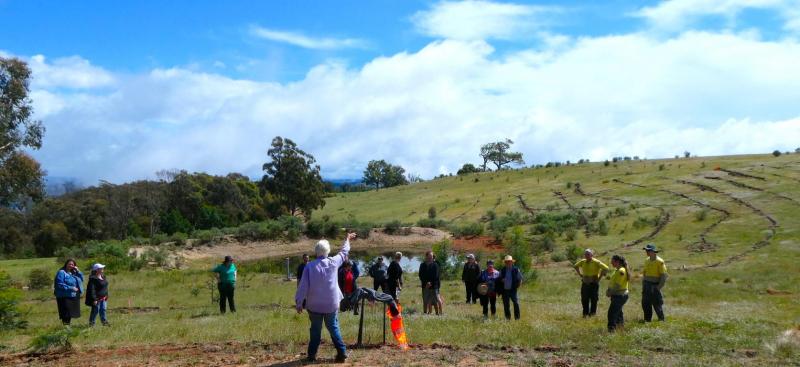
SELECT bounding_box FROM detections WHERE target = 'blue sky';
[1,0,800,183]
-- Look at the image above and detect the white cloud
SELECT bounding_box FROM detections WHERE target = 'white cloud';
[22,31,800,183]
[634,0,800,32]
[27,55,115,89]
[412,0,555,40]
[249,26,367,50]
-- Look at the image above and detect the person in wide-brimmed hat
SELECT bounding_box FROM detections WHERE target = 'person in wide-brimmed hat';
[498,255,523,320]
[641,244,668,322]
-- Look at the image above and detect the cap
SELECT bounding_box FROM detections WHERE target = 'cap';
[584,248,594,255]
[224,255,233,262]
[91,263,106,271]
[466,254,475,259]
[487,260,494,265]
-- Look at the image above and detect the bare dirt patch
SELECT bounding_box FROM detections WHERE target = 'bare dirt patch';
[178,227,449,262]
[452,236,504,253]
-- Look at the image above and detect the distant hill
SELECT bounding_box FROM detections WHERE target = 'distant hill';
[317,153,800,271]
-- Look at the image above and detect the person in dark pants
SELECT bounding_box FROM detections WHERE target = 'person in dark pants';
[85,263,110,327]
[337,260,360,315]
[461,254,481,304]
[212,255,237,314]
[54,258,84,325]
[419,251,441,315]
[497,255,522,320]
[296,254,309,287]
[387,252,404,301]
[573,248,609,317]
[478,259,500,318]
[641,244,668,322]
[368,257,388,292]
[606,255,630,332]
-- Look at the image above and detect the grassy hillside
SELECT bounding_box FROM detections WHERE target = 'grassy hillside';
[1,153,799,366]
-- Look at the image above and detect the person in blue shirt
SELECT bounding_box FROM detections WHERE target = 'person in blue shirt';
[497,255,523,320]
[212,255,237,314]
[54,258,84,325]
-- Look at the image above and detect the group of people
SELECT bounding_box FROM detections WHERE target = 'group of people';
[569,243,667,331]
[53,259,110,327]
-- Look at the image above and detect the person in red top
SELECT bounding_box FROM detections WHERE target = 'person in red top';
[337,260,360,313]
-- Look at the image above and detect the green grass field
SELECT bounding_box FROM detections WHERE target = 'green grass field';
[2,154,799,366]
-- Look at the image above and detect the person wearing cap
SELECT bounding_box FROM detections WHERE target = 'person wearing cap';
[418,251,441,315]
[387,252,404,301]
[85,263,110,327]
[477,259,500,318]
[497,255,523,320]
[212,255,237,314]
[368,256,389,293]
[461,254,481,304]
[573,248,609,317]
[295,232,356,363]
[641,244,668,322]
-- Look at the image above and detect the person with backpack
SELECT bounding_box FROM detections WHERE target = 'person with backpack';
[368,256,388,293]
[85,263,110,327]
[607,255,630,332]
[54,258,84,325]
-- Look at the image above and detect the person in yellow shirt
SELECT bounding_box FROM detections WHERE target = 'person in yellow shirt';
[606,254,630,332]
[573,248,609,317]
[641,244,668,322]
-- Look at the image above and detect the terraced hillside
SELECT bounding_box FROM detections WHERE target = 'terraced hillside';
[319,154,800,271]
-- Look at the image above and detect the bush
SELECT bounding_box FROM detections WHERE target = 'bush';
[416,217,447,229]
[384,220,403,235]
[504,227,532,277]
[695,209,708,222]
[428,206,437,219]
[160,209,192,235]
[194,228,225,245]
[29,327,79,353]
[530,212,578,236]
[28,268,50,290]
[0,271,27,330]
[278,215,304,234]
[449,222,484,238]
[550,252,566,262]
[564,243,582,263]
[236,221,284,241]
[489,211,527,240]
[305,217,342,239]
[532,233,556,255]
[169,232,189,246]
[633,215,658,229]
[56,240,133,273]
[432,239,458,280]
[564,228,577,241]
[772,150,782,157]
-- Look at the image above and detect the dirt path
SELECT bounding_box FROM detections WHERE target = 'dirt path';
[0,341,576,367]
[178,228,449,262]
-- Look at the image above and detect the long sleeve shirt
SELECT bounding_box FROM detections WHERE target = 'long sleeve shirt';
[295,239,350,314]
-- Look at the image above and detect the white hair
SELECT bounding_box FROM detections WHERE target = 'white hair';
[315,240,331,257]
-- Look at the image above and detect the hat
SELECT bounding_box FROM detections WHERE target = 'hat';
[584,248,594,255]
[504,255,515,262]
[394,252,403,258]
[91,263,106,271]
[466,254,475,259]
[224,255,233,262]
[643,244,659,253]
[487,259,494,265]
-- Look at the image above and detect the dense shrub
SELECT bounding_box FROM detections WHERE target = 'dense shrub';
[28,268,50,290]
[633,215,659,229]
[432,239,459,280]
[489,211,527,240]
[193,228,225,245]
[169,232,189,246]
[694,209,708,222]
[160,209,192,235]
[564,243,582,263]
[530,212,578,236]
[416,218,448,229]
[29,327,79,353]
[0,270,27,330]
[449,222,484,238]
[532,233,556,255]
[236,221,284,241]
[550,252,566,262]
[56,240,147,272]
[504,227,534,280]
[428,206,437,219]
[384,220,403,235]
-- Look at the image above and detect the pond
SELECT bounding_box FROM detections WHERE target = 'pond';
[239,250,468,277]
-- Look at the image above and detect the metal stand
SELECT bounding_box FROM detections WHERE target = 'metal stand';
[383,303,386,345]
[356,298,366,346]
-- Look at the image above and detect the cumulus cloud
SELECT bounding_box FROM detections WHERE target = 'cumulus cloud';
[634,0,800,32]
[412,0,556,40]
[249,26,367,50]
[21,29,800,184]
[27,54,115,89]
